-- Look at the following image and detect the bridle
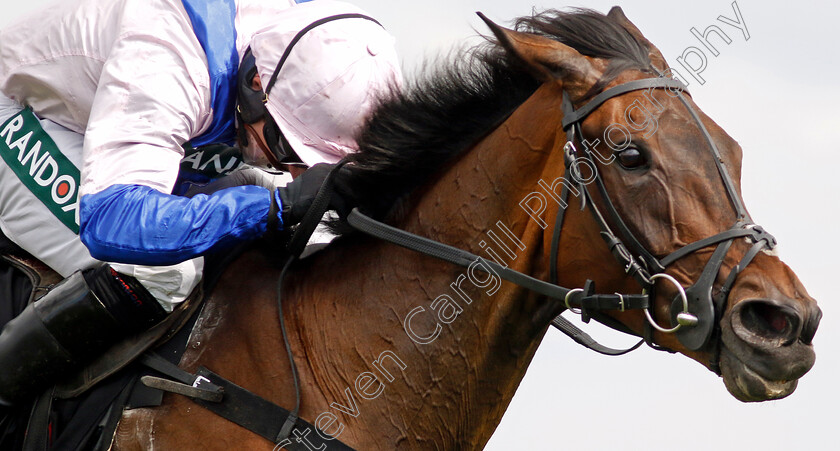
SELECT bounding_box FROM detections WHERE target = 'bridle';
[552,75,777,370]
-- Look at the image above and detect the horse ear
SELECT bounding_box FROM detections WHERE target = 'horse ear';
[476,12,597,86]
[607,7,669,72]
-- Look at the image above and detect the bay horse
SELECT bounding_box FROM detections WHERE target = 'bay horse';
[114,7,821,450]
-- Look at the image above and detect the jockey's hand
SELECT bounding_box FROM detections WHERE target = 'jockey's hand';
[274,163,353,228]
[182,167,279,197]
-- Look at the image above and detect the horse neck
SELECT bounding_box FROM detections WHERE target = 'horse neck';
[292,82,577,447]
[183,82,628,449]
[394,82,571,337]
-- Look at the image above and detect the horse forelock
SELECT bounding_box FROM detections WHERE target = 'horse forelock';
[515,8,655,92]
[334,8,654,233]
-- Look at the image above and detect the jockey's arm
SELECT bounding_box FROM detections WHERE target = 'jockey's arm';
[80,183,274,266]
[77,28,278,267]
[79,163,347,266]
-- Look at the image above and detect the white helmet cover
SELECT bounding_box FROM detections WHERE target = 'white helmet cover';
[250,0,403,167]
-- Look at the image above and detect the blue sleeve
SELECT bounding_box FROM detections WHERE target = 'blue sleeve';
[79,184,276,266]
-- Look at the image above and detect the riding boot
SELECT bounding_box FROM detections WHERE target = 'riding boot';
[0,264,167,407]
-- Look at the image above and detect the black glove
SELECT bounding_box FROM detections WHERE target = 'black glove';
[274,163,354,229]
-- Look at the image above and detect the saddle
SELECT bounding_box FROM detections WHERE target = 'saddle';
[0,243,206,451]
[0,243,202,398]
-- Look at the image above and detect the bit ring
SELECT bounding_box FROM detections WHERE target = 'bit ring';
[641,273,689,334]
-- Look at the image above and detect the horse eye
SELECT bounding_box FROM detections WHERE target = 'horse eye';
[616,147,646,169]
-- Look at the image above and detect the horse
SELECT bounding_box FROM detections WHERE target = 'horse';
[113,7,821,450]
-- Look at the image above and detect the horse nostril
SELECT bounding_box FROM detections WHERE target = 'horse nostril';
[800,306,822,345]
[737,300,800,346]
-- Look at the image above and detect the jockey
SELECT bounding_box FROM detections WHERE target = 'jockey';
[0,0,402,407]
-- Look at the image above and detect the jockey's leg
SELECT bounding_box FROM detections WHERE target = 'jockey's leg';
[0,93,201,407]
[0,264,167,407]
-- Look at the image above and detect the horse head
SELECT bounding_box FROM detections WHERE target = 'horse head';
[477,7,820,402]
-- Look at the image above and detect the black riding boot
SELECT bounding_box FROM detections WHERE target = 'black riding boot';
[0,264,167,407]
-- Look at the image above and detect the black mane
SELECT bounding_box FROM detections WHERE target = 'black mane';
[340,8,652,225]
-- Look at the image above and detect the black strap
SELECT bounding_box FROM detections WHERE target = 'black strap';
[659,225,759,267]
[138,354,357,450]
[551,315,643,356]
[718,239,767,304]
[673,93,748,220]
[561,78,687,129]
[568,293,649,312]
[585,154,664,276]
[287,162,349,257]
[22,388,53,451]
[139,353,225,402]
[548,174,573,285]
[347,208,572,301]
[139,353,204,386]
[278,161,352,444]
[347,208,667,361]
[191,368,357,450]
[90,378,137,451]
[275,257,300,444]
[548,183,648,354]
[559,104,664,281]
[140,376,223,403]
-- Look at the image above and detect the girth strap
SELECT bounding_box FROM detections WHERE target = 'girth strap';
[139,353,357,450]
[192,368,356,450]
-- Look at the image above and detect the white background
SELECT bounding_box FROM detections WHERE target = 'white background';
[4,1,837,450]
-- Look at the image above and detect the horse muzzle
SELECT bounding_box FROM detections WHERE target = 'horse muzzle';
[718,297,821,402]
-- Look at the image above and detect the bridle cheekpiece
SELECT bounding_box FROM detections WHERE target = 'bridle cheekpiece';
[553,74,777,371]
